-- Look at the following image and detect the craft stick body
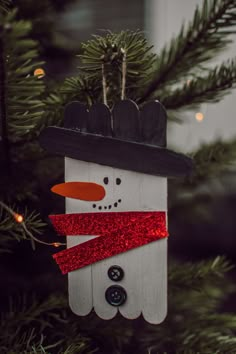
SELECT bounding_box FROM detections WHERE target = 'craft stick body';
[39,99,193,325]
[65,158,167,323]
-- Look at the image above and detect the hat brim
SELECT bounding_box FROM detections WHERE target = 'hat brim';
[39,127,193,178]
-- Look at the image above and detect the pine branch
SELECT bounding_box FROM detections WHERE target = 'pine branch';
[137,257,236,353]
[190,139,236,183]
[0,293,67,334]
[42,91,64,127]
[41,77,101,131]
[145,313,236,353]
[181,321,236,352]
[140,0,236,102]
[1,328,61,354]
[62,343,97,354]
[0,294,95,353]
[0,0,10,13]
[0,28,10,174]
[162,59,236,113]
[1,9,45,142]
[168,139,236,208]
[42,76,104,128]
[61,76,102,106]
[0,294,67,353]
[0,203,45,252]
[169,256,233,292]
[79,31,156,106]
[41,31,156,120]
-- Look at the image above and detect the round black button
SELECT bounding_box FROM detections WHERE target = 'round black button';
[107,265,124,281]
[105,285,127,306]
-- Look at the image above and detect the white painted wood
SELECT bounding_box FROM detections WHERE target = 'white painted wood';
[90,166,144,319]
[110,168,143,319]
[64,158,168,323]
[66,235,96,316]
[117,247,142,319]
[65,158,94,316]
[89,164,118,319]
[142,238,167,324]
[140,174,168,324]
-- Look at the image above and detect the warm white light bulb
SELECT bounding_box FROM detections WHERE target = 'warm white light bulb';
[195,112,204,122]
[34,68,45,78]
[14,213,24,223]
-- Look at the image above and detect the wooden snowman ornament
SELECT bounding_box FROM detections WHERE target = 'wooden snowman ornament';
[40,100,192,324]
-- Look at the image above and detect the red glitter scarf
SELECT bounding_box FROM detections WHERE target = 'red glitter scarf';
[50,211,168,274]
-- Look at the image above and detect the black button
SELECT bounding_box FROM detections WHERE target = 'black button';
[105,285,127,306]
[108,265,124,281]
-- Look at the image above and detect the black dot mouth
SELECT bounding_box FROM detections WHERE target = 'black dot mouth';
[92,199,122,210]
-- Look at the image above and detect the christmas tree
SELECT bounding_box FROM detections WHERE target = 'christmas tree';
[1,0,236,352]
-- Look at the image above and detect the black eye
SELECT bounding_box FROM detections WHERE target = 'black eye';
[103,177,109,185]
[116,178,121,185]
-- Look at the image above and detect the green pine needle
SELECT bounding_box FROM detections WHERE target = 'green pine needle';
[0,203,46,252]
[169,256,234,291]
[79,30,156,105]
[0,294,96,353]
[163,59,236,113]
[1,10,45,142]
[62,76,101,106]
[190,139,236,182]
[0,0,10,13]
[140,0,236,102]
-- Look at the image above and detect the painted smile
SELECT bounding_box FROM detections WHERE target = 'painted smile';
[91,176,122,210]
[92,198,122,210]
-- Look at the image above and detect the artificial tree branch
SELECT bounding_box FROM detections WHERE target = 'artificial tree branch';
[0,0,10,13]
[3,10,45,142]
[79,31,156,105]
[190,138,236,182]
[0,201,47,251]
[0,29,10,174]
[163,59,236,111]
[139,0,236,102]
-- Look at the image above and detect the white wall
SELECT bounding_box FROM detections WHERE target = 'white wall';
[145,0,236,152]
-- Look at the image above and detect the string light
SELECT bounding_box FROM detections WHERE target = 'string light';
[14,213,24,223]
[195,112,204,122]
[0,201,66,248]
[53,242,61,248]
[33,68,45,79]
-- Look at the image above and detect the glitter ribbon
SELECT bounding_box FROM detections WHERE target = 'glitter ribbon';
[50,212,168,274]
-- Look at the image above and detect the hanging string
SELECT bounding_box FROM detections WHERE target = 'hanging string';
[0,200,66,248]
[101,62,108,106]
[121,48,127,100]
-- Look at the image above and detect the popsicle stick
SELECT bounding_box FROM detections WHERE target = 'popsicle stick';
[113,99,140,141]
[89,164,118,319]
[64,101,88,131]
[65,158,93,316]
[89,166,143,319]
[142,239,167,324]
[114,169,142,319]
[117,247,142,319]
[140,175,168,323]
[66,235,96,316]
[140,101,167,147]
[88,103,112,136]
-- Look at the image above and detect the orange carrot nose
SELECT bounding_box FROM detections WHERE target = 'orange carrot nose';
[51,182,106,201]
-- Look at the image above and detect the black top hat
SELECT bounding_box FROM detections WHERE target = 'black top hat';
[39,100,193,177]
